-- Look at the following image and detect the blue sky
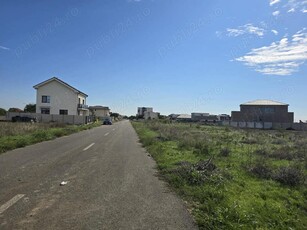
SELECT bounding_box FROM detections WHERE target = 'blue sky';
[0,0,306,120]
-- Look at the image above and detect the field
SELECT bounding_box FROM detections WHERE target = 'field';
[132,121,307,230]
[0,122,100,154]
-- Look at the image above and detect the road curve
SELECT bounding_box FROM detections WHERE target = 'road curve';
[0,120,197,230]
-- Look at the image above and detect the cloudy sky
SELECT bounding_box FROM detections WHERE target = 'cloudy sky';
[0,0,306,120]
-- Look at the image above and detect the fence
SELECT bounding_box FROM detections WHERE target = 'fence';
[222,121,307,131]
[5,112,93,125]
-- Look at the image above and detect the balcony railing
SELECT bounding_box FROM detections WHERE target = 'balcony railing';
[77,104,89,110]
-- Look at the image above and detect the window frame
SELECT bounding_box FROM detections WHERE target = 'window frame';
[41,108,50,114]
[59,109,68,115]
[42,95,50,103]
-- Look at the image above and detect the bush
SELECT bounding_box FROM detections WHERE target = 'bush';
[171,158,217,186]
[249,160,272,179]
[52,129,66,137]
[241,138,259,144]
[193,141,210,156]
[220,147,231,157]
[15,138,28,148]
[272,138,287,145]
[253,148,269,157]
[273,166,305,186]
[32,131,50,141]
[270,147,296,160]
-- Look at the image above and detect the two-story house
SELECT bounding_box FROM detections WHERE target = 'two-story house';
[89,106,110,118]
[33,77,89,116]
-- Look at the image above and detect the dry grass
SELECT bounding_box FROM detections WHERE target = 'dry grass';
[0,122,65,138]
[0,122,99,153]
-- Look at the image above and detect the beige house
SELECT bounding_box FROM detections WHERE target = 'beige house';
[89,106,110,118]
[33,77,89,116]
[137,107,159,120]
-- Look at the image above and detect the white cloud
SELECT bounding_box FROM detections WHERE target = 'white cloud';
[272,10,280,16]
[271,30,279,35]
[226,24,265,37]
[288,8,295,12]
[235,29,307,76]
[269,0,307,14]
[270,0,281,6]
[285,0,307,13]
[0,45,10,50]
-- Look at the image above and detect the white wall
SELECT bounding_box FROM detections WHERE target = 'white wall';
[92,109,110,117]
[36,81,78,115]
[144,111,159,120]
[78,95,87,105]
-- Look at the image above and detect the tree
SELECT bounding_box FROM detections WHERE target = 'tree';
[110,112,120,118]
[8,108,23,112]
[0,108,6,116]
[24,103,36,113]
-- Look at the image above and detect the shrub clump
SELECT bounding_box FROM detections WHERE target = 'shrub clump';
[270,147,296,160]
[172,158,217,185]
[249,160,272,179]
[219,147,231,157]
[253,148,269,157]
[273,166,305,186]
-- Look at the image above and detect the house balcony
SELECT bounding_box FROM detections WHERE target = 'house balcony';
[77,104,89,110]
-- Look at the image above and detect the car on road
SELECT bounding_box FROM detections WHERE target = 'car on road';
[103,120,112,125]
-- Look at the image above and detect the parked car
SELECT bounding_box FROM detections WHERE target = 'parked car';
[103,120,112,125]
[12,116,37,123]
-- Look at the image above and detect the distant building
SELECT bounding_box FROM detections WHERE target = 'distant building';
[191,113,209,121]
[137,107,159,120]
[176,114,192,122]
[231,99,294,123]
[218,114,231,121]
[89,106,110,118]
[33,77,89,116]
[144,111,159,120]
[191,113,231,123]
[137,107,153,117]
[169,114,180,120]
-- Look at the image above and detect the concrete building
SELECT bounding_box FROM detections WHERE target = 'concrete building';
[137,107,153,117]
[89,106,110,118]
[218,114,231,121]
[192,113,231,122]
[191,113,209,122]
[176,114,192,122]
[231,99,294,123]
[33,77,89,116]
[169,114,180,120]
[137,107,159,120]
[144,111,159,120]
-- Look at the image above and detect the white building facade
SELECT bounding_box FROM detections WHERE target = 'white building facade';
[34,77,89,116]
[89,106,110,117]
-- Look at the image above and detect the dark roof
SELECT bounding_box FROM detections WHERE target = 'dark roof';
[33,77,88,97]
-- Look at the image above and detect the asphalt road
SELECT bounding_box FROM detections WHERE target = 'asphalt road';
[0,120,197,230]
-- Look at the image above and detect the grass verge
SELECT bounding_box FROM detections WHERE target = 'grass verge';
[132,120,307,230]
[0,122,100,154]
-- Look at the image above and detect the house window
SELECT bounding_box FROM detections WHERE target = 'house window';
[82,99,85,105]
[42,95,50,103]
[79,98,81,104]
[41,108,50,114]
[59,110,68,115]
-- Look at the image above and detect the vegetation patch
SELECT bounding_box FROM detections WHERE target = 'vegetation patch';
[0,122,100,154]
[132,121,307,230]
